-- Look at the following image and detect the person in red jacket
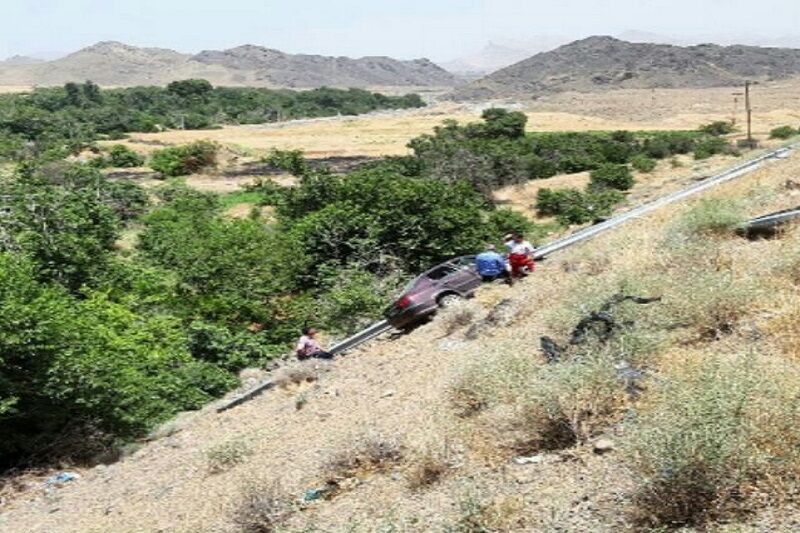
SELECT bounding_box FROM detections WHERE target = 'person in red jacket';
[504,232,536,278]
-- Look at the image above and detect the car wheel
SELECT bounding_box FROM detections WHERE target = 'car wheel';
[437,293,462,308]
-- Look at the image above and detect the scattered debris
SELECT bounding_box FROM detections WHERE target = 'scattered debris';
[539,336,565,363]
[302,482,337,503]
[44,472,80,487]
[569,295,661,346]
[540,293,661,362]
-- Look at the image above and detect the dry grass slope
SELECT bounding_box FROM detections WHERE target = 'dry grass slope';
[4,141,800,533]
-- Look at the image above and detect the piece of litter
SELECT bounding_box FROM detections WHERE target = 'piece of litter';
[513,455,545,465]
[45,472,80,487]
[593,438,615,454]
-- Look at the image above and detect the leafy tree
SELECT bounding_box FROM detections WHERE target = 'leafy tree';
[167,79,214,100]
[0,254,234,466]
[0,164,120,291]
[138,184,295,324]
[0,253,75,464]
[82,81,103,104]
[0,83,425,163]
[536,187,624,224]
[479,108,528,139]
[65,82,82,106]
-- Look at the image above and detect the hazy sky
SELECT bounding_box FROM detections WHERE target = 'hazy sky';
[2,0,800,61]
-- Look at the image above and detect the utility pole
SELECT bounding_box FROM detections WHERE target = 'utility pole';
[745,80,753,145]
[731,91,743,125]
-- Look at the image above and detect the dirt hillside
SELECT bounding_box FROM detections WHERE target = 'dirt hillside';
[3,144,800,532]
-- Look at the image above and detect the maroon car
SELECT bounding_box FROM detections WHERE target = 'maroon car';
[384,255,482,330]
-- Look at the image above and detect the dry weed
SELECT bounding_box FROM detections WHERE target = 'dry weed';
[323,433,404,482]
[660,266,762,340]
[438,300,480,337]
[232,480,290,533]
[206,439,252,474]
[273,364,319,389]
[405,442,455,490]
[453,349,627,457]
[677,198,745,237]
[448,491,525,532]
[624,353,800,528]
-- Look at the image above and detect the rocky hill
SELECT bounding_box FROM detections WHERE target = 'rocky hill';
[0,55,44,67]
[193,44,457,87]
[453,36,800,99]
[0,41,457,88]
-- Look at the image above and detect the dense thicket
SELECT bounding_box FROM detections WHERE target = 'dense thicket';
[0,80,425,161]
[0,103,740,469]
[0,149,528,467]
[407,109,737,223]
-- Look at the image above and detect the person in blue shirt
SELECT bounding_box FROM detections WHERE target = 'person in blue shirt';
[475,244,513,285]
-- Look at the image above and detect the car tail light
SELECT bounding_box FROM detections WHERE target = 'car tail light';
[396,295,412,309]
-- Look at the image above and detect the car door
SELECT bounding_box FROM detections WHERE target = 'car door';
[443,256,482,294]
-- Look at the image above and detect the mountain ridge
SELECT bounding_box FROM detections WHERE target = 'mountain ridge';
[0,41,457,88]
[453,36,800,99]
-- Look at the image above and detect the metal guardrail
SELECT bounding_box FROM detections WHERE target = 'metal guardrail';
[533,146,794,259]
[217,144,794,413]
[217,379,275,413]
[217,320,394,412]
[329,319,394,356]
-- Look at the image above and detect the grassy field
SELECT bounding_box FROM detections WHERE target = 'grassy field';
[109,78,800,160]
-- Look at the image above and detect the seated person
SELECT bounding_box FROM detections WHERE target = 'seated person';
[475,244,512,284]
[295,327,333,360]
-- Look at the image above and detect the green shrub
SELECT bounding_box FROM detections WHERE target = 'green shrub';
[589,163,635,191]
[0,254,236,466]
[693,136,731,160]
[630,154,657,173]
[662,266,759,339]
[536,187,624,225]
[769,125,797,139]
[678,198,744,237]
[624,355,800,527]
[150,140,218,177]
[103,179,150,221]
[315,265,405,334]
[187,321,282,371]
[106,144,145,167]
[536,188,584,217]
[699,121,735,136]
